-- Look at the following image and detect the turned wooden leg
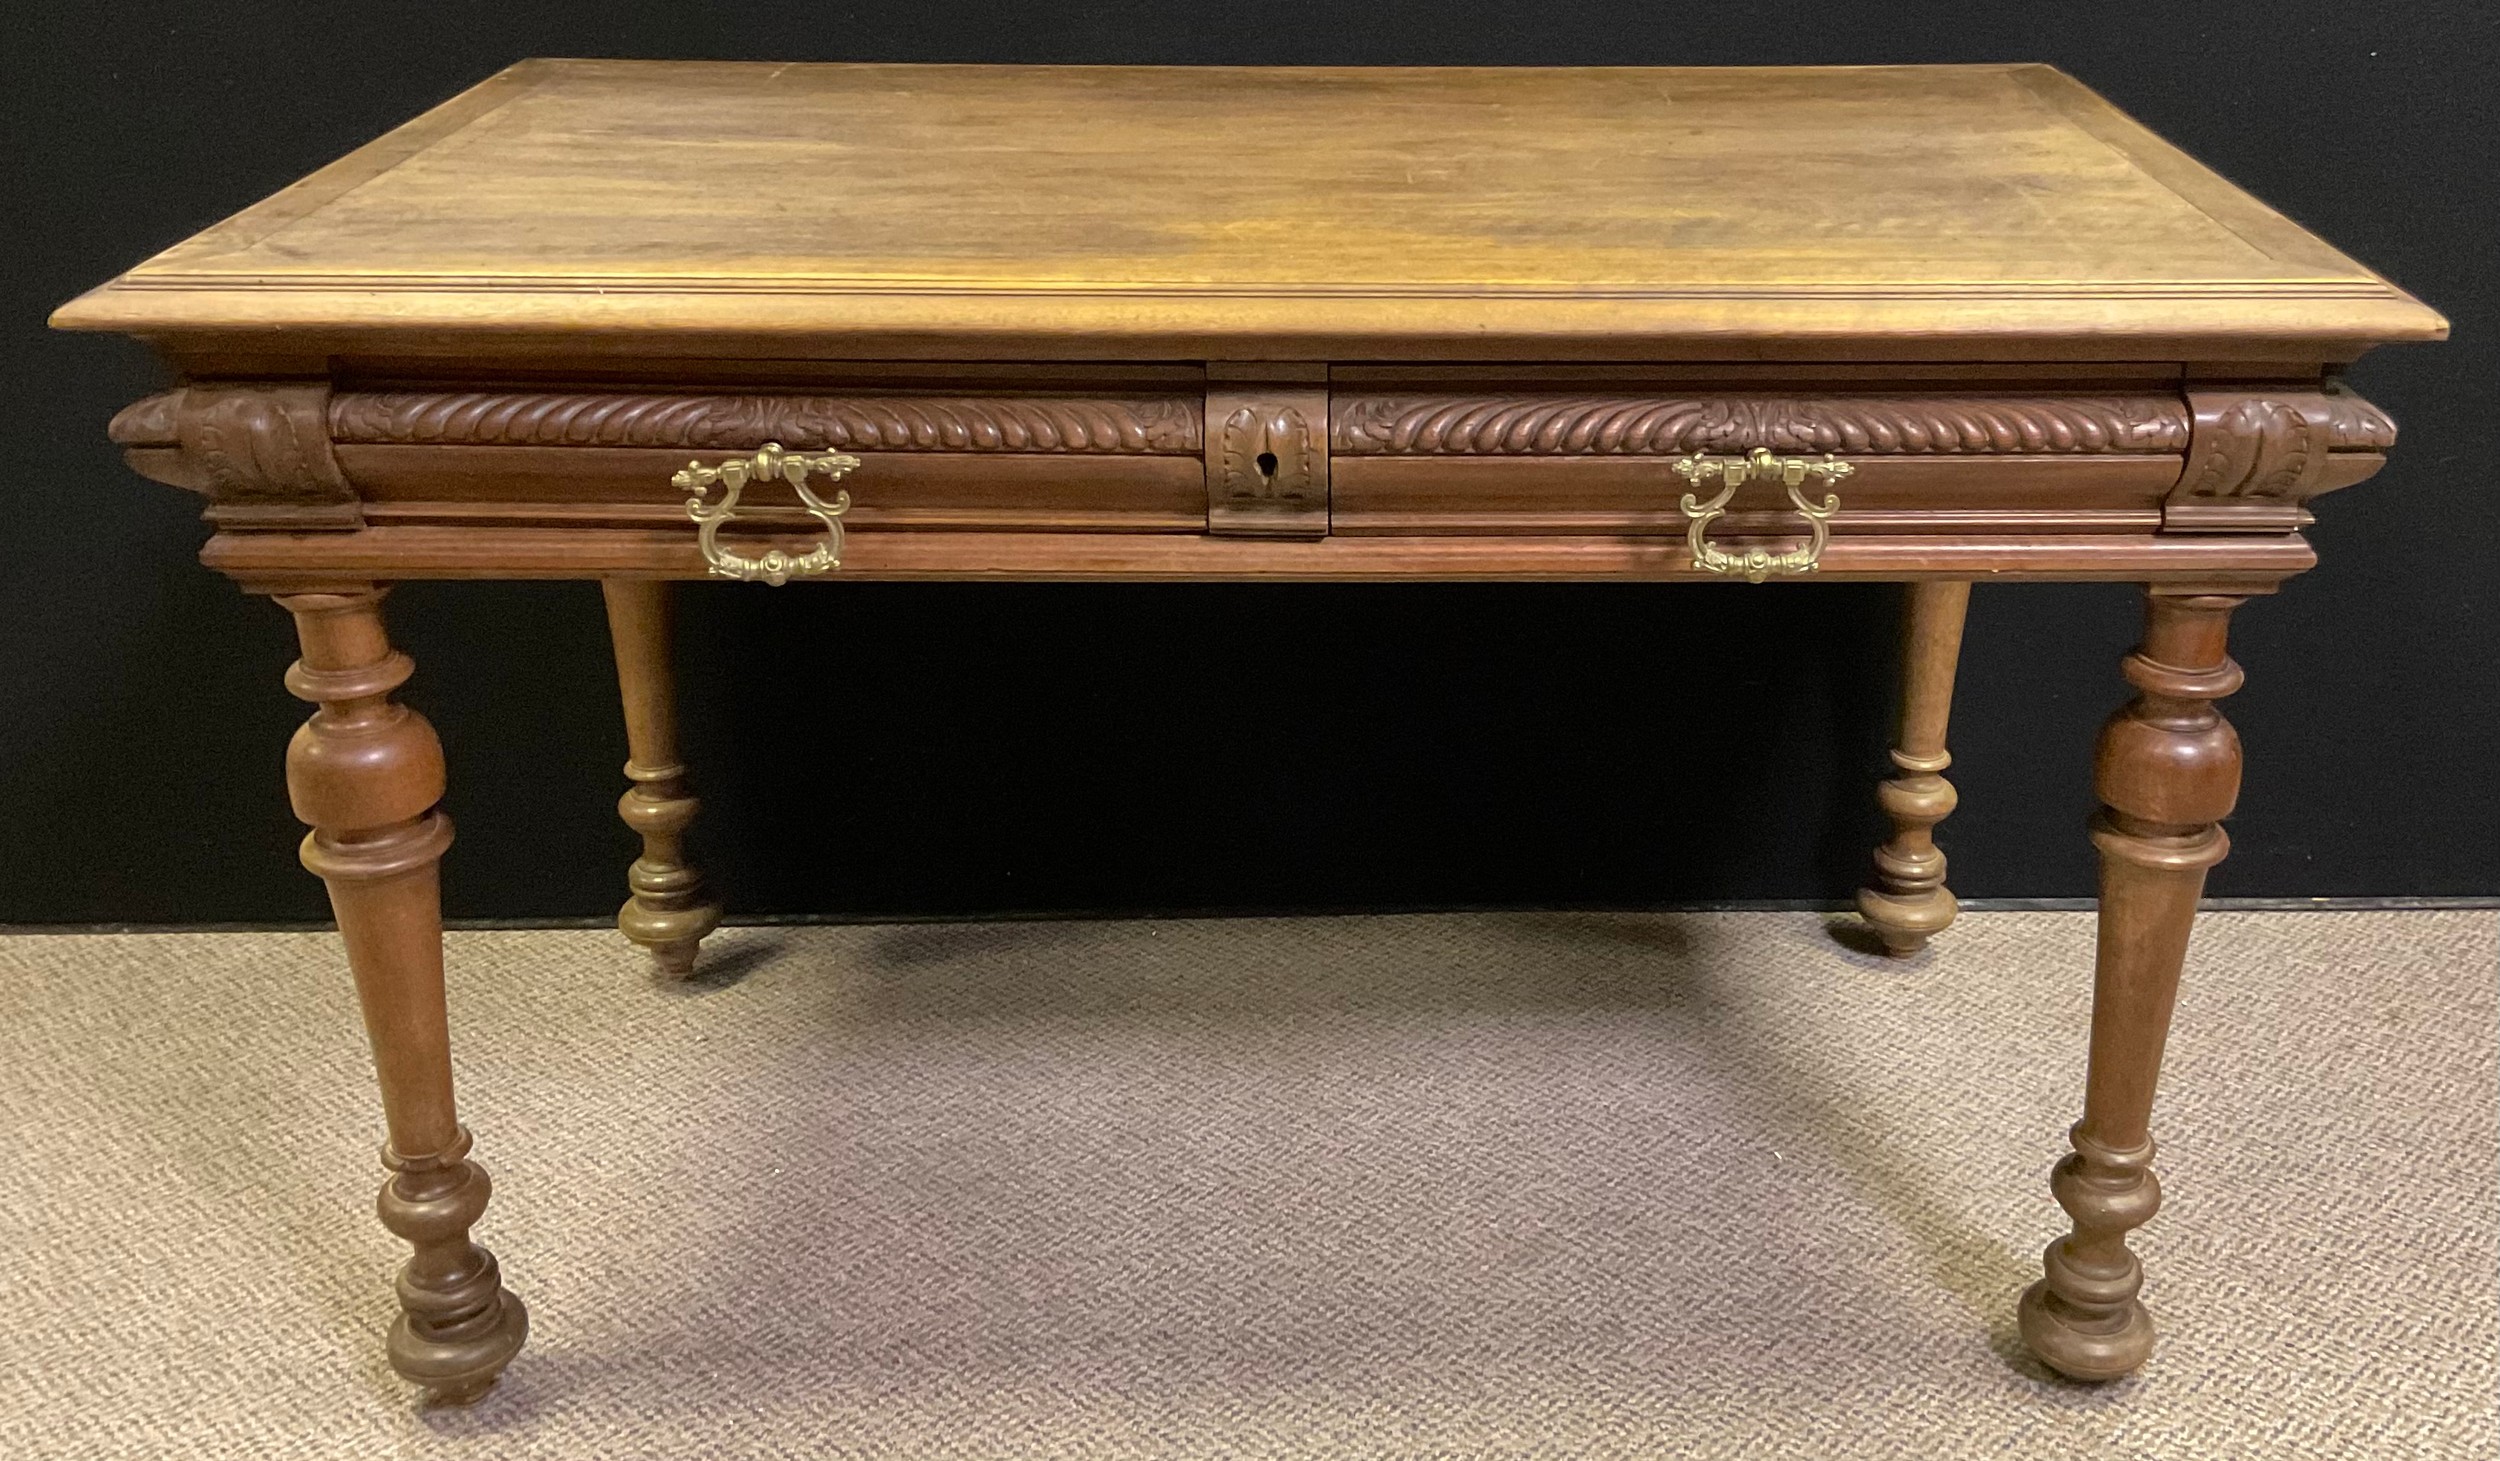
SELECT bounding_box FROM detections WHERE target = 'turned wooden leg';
[601,579,722,977]
[281,587,528,1404]
[2018,589,2243,1381]
[1857,579,1971,954]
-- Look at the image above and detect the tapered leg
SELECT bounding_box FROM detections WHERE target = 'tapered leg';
[281,587,528,1404]
[1858,580,1972,954]
[601,579,722,977]
[2019,589,2244,1381]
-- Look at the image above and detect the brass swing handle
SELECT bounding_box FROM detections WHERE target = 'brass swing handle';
[675,442,862,585]
[1672,447,1852,583]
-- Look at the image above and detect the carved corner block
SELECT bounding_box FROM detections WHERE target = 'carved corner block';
[109,383,363,530]
[1206,388,1329,538]
[2164,383,2395,534]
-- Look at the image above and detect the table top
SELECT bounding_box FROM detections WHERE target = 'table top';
[53,61,2441,363]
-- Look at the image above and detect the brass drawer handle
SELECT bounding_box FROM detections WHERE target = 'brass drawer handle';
[675,442,861,585]
[1673,447,1851,583]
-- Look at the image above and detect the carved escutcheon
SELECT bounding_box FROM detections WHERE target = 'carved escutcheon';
[1206,387,1329,537]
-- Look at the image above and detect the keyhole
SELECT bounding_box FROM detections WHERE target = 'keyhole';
[1255,451,1279,477]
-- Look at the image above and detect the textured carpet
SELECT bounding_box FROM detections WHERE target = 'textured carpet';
[0,911,2492,1459]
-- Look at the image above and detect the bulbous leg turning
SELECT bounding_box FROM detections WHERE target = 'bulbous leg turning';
[281,587,527,1403]
[378,1131,530,1403]
[1858,580,1970,954]
[2018,1125,2161,1378]
[2020,589,2243,1381]
[603,580,722,977]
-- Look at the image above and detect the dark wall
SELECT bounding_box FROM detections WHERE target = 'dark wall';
[6,3,2493,925]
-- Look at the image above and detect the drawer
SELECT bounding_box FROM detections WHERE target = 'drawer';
[1323,371,2397,543]
[110,378,1214,535]
[1329,383,2196,537]
[331,390,1211,533]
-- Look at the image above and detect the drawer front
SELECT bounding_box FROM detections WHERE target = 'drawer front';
[332,389,1209,533]
[1330,390,2195,536]
[113,383,1212,534]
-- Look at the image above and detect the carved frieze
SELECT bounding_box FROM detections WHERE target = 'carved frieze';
[1331,394,2192,456]
[328,392,1204,454]
[107,379,2397,544]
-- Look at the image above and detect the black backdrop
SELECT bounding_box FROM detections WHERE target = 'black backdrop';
[6,3,2494,926]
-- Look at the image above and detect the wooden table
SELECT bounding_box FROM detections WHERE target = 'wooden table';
[55,61,2443,1402]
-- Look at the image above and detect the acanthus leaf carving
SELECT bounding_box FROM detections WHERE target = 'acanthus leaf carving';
[2318,383,2397,451]
[2163,383,2395,532]
[2179,397,2326,502]
[110,383,360,527]
[1217,403,1318,505]
[1206,388,1329,538]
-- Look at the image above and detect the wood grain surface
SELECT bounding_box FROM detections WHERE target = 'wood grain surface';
[51,61,2444,361]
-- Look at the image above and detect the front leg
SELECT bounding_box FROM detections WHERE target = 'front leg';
[2018,589,2243,1380]
[280,587,528,1403]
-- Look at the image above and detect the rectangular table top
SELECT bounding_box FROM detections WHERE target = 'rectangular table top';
[53,61,2442,364]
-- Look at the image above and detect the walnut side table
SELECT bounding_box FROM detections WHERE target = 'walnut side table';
[54,61,2444,1402]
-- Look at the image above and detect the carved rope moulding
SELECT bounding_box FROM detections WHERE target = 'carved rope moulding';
[326,392,1206,454]
[1331,395,2196,455]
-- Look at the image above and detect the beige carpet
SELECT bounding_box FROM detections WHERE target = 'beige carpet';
[0,911,2491,1459]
